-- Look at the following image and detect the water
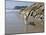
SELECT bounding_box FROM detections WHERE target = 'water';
[5,9,25,33]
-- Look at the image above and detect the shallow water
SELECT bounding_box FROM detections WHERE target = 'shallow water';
[5,9,26,34]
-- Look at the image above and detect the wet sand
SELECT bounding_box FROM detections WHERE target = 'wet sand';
[5,10,44,34]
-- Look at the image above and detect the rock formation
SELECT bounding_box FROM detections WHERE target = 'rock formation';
[20,2,44,25]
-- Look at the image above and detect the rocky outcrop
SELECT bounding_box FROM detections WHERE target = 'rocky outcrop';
[20,2,44,25]
[14,6,27,10]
